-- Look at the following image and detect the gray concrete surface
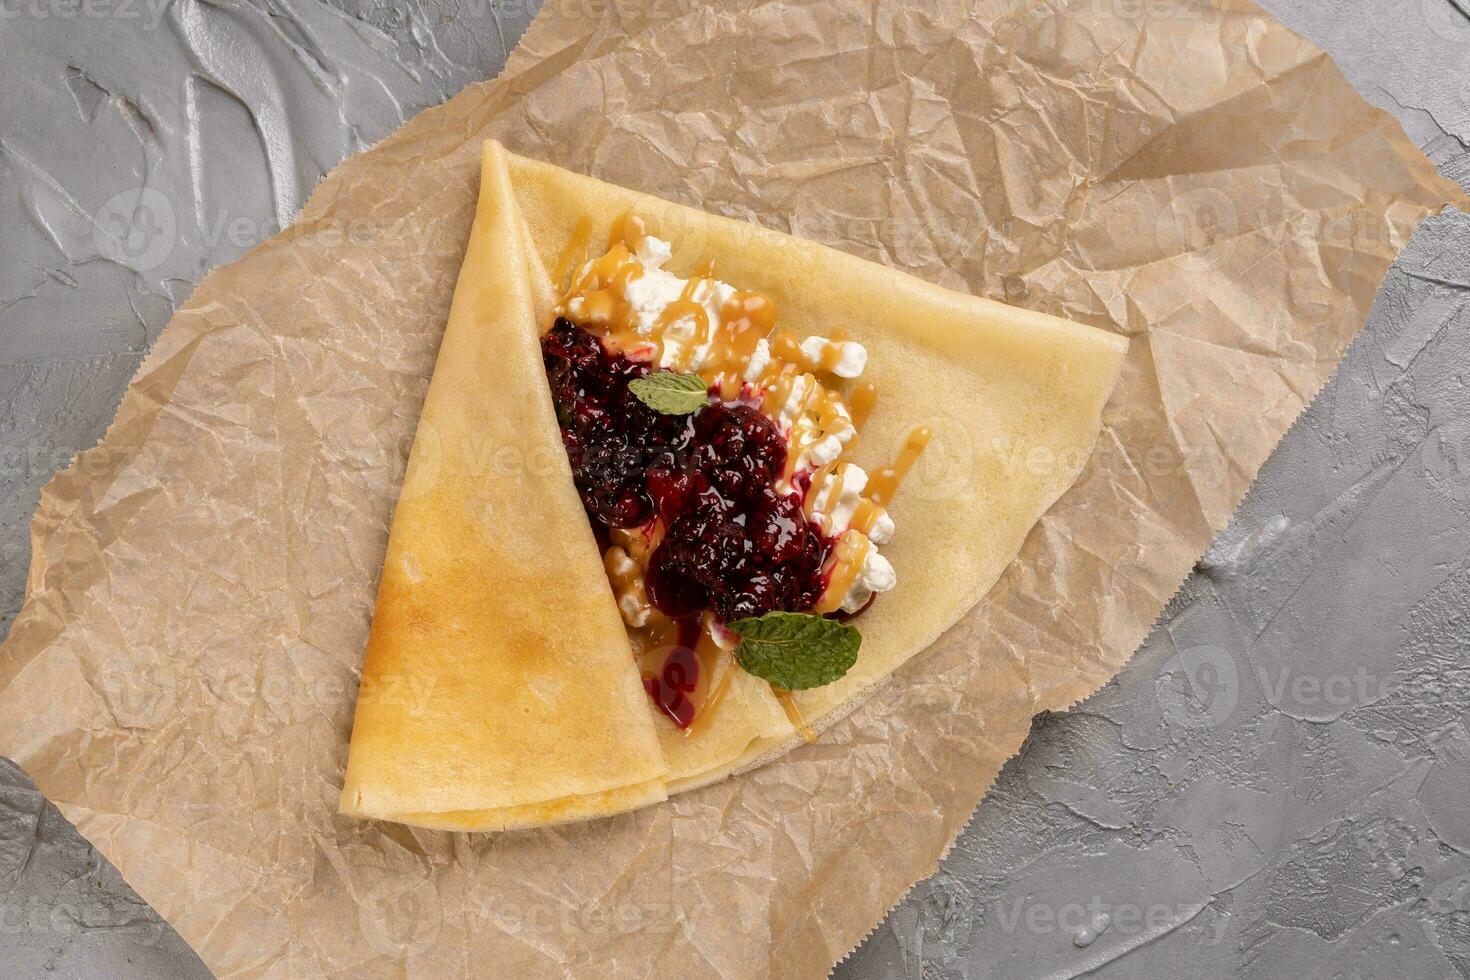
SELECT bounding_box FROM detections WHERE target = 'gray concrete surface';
[2,1,1468,978]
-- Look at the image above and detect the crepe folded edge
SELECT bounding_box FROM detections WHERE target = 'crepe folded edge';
[337,141,669,830]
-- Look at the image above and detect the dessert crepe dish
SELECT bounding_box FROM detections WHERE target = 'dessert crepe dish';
[339,141,1128,831]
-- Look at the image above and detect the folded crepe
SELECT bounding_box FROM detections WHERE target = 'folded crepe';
[339,140,1128,830]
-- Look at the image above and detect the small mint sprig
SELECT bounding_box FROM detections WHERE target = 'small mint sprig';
[628,371,710,415]
[727,611,861,691]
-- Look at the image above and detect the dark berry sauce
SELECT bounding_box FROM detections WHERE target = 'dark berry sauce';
[641,619,702,729]
[542,317,832,627]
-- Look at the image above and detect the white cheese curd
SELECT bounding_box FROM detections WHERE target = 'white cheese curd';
[798,335,868,379]
[619,265,684,327]
[773,372,813,426]
[867,509,896,545]
[744,337,772,382]
[634,233,672,268]
[808,463,868,536]
[618,593,651,628]
[840,545,896,613]
[806,433,845,468]
[781,424,840,484]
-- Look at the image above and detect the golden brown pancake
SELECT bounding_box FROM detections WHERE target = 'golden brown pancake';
[339,141,1127,828]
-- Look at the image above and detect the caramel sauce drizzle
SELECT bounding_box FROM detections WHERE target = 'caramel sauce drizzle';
[802,459,846,536]
[762,367,856,486]
[709,295,775,398]
[776,329,854,375]
[848,425,933,538]
[654,282,712,373]
[847,383,878,436]
[812,426,934,613]
[684,627,736,739]
[816,531,873,615]
[776,690,817,744]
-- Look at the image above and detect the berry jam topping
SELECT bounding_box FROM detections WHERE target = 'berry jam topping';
[543,317,831,626]
[542,318,693,529]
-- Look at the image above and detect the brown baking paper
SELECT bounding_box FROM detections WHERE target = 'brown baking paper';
[0,0,1460,977]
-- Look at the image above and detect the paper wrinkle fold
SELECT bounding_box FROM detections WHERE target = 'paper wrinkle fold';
[0,0,1460,978]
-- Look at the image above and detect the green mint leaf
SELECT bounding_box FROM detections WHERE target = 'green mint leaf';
[628,372,709,415]
[728,612,861,691]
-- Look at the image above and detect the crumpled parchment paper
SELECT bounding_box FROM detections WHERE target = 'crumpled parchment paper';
[0,1,1460,977]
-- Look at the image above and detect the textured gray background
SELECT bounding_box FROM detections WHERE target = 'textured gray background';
[2,1,1468,978]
